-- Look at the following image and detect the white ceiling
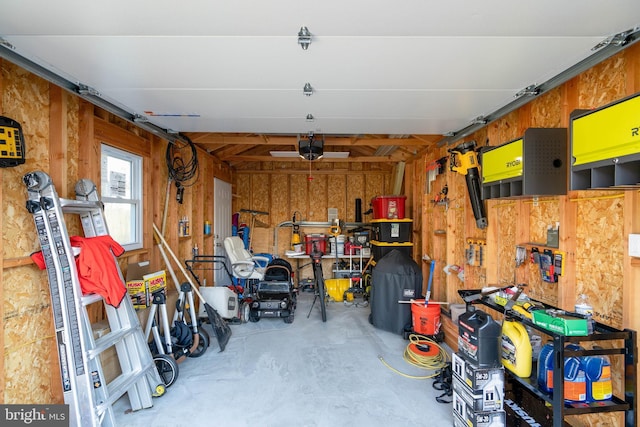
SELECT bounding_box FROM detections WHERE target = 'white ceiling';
[1,1,639,138]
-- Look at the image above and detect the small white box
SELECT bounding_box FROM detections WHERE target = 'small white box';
[629,234,640,257]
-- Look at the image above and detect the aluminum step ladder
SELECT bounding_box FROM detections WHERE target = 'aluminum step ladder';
[23,171,165,427]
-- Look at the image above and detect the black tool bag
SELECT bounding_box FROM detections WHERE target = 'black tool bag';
[149,320,193,356]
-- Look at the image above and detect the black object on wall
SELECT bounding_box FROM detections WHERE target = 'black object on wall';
[355,198,362,223]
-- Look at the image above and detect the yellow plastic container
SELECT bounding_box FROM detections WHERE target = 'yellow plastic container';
[325,278,350,302]
[501,319,532,378]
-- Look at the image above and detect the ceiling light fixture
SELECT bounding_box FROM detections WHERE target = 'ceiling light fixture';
[303,82,313,96]
[306,114,315,122]
[298,26,312,50]
[270,151,349,159]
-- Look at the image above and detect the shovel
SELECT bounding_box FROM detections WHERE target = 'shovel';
[153,224,232,352]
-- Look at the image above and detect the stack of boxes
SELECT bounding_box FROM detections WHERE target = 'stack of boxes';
[369,195,413,261]
[453,307,506,427]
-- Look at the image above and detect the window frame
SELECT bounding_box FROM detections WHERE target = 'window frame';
[100,144,143,251]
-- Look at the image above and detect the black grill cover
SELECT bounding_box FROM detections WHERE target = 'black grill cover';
[369,249,423,335]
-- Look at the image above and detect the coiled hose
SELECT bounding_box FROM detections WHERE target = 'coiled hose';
[378,334,449,379]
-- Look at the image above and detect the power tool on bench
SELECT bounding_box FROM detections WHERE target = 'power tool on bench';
[448,140,487,229]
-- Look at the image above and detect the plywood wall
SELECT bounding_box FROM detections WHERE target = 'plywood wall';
[419,43,640,427]
[0,59,231,405]
[1,61,63,404]
[574,192,625,329]
[233,168,389,279]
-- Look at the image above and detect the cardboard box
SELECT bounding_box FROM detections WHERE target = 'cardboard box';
[126,261,166,310]
[91,321,121,384]
[452,352,505,393]
[453,409,506,427]
[144,270,167,295]
[251,227,273,254]
[453,376,503,412]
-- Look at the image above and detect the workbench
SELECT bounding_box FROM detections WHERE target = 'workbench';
[276,220,370,287]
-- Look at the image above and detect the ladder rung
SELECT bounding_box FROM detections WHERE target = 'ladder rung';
[87,327,136,359]
[82,293,104,306]
[97,362,155,413]
[59,198,102,213]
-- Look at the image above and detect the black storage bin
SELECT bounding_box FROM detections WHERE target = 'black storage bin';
[371,219,413,243]
[369,249,423,335]
[371,240,413,261]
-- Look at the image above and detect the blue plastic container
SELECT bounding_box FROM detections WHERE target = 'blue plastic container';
[563,344,587,403]
[537,343,554,393]
[585,352,612,402]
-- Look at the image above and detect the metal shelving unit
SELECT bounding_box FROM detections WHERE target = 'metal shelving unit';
[472,298,637,427]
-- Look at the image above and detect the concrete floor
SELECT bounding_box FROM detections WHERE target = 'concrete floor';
[114,290,454,427]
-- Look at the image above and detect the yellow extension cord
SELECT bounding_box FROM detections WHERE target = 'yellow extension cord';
[378,334,450,379]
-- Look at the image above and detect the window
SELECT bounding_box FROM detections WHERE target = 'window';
[101,144,143,251]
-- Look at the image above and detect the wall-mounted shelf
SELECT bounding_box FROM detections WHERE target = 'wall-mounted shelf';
[482,128,567,200]
[570,92,640,190]
[519,242,559,251]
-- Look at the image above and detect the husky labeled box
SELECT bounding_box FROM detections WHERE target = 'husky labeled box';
[126,261,167,310]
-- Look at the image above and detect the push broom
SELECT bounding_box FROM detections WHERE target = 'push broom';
[153,223,232,352]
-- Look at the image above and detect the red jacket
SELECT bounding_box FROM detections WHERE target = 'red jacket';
[32,235,127,308]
